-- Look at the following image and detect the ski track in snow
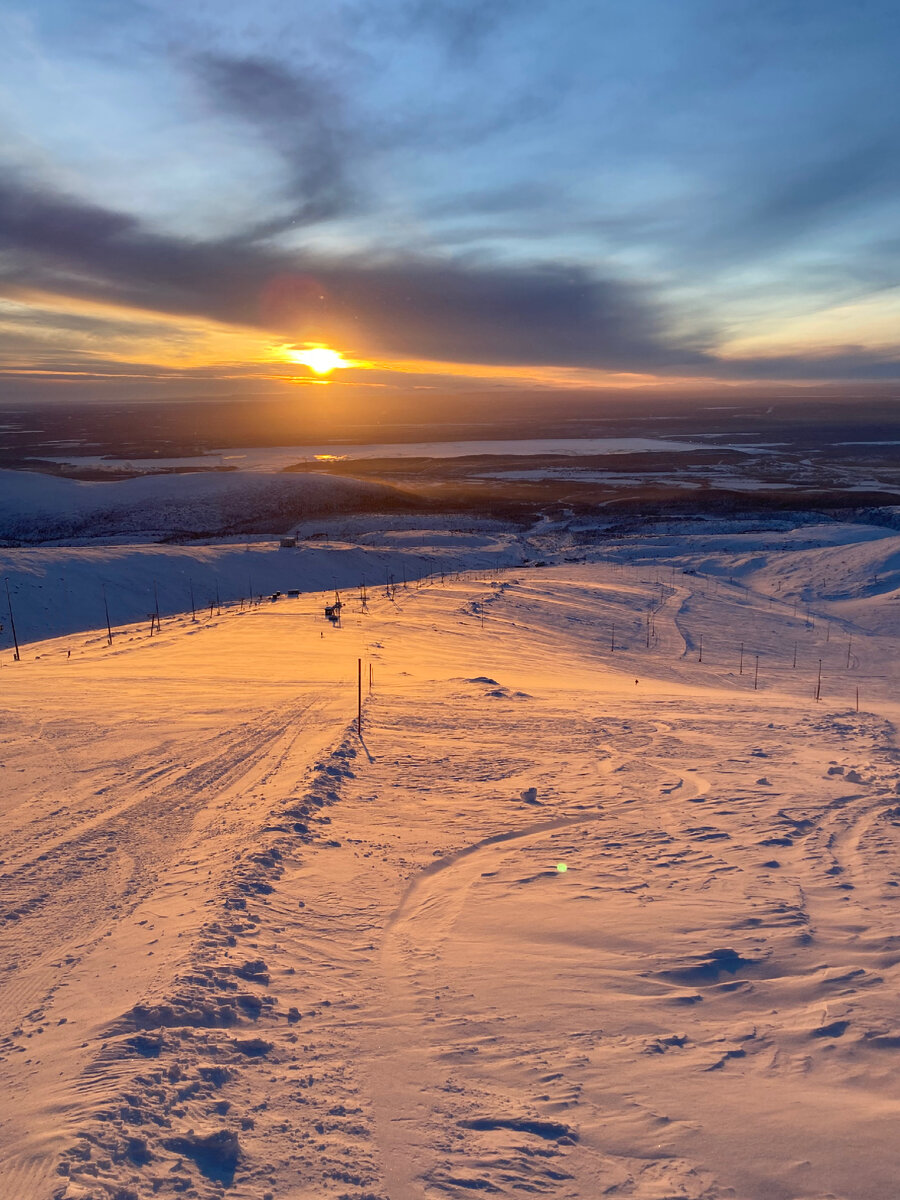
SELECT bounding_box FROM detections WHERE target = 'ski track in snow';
[1,545,900,1200]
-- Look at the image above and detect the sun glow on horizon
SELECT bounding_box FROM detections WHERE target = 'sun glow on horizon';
[284,346,351,374]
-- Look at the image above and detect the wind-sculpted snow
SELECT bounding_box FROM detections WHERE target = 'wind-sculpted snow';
[2,546,900,1200]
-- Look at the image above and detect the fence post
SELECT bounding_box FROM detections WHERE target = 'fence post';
[5,578,20,661]
[103,583,113,646]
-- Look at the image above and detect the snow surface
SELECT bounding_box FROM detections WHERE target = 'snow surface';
[2,526,900,1200]
[0,469,402,544]
[0,531,525,648]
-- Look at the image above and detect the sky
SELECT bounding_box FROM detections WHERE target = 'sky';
[1,0,900,404]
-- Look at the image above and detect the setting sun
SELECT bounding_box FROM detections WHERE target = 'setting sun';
[288,346,349,375]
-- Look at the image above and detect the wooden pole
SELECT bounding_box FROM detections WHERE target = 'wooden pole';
[846,637,852,669]
[792,641,797,668]
[698,635,703,663]
[856,686,859,712]
[815,658,822,702]
[5,578,20,661]
[369,662,373,692]
[189,580,196,621]
[610,623,615,652]
[153,581,161,630]
[739,642,743,674]
[103,584,113,646]
[357,658,362,738]
[754,655,759,690]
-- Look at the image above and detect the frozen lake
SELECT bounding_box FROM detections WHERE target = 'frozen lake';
[32,435,718,473]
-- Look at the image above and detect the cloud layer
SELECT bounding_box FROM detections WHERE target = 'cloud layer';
[1,0,899,393]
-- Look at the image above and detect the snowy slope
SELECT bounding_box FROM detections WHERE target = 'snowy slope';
[2,534,900,1200]
[0,468,406,544]
[585,517,900,638]
[0,531,526,649]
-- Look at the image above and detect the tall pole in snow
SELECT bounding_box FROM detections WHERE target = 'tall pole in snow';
[754,655,759,690]
[189,580,196,621]
[357,658,362,738]
[739,642,743,674]
[816,658,822,702]
[5,578,20,661]
[102,584,113,646]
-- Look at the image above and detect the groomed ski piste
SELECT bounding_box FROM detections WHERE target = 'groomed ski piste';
[2,519,900,1200]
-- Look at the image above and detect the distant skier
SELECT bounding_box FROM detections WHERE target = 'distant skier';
[634,678,638,686]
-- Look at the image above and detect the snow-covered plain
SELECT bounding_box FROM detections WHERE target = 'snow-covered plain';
[2,525,900,1200]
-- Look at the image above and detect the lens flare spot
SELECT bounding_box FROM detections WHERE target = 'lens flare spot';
[556,862,568,872]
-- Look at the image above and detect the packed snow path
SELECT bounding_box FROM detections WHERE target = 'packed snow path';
[1,559,899,1200]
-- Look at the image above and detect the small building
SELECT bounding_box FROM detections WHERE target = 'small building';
[280,537,297,548]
